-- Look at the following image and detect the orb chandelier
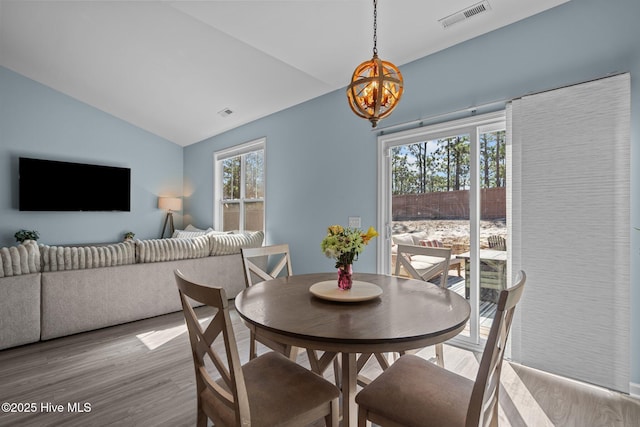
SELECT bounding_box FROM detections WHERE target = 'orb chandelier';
[346,0,403,128]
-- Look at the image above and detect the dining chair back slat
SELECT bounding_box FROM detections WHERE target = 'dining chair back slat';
[241,244,293,287]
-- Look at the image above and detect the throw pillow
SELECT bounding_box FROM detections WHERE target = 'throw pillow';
[209,230,264,256]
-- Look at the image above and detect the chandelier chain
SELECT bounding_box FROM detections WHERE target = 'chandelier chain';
[373,0,378,55]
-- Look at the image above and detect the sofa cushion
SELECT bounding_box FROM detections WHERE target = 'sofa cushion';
[172,229,210,238]
[171,228,228,239]
[391,232,433,254]
[410,231,430,245]
[0,241,41,277]
[135,235,210,263]
[209,230,264,256]
[391,233,415,246]
[184,224,204,231]
[40,241,135,272]
[410,255,445,271]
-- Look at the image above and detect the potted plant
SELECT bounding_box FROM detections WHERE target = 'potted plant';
[14,229,40,244]
[123,231,135,241]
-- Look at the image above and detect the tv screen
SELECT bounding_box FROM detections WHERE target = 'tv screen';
[19,157,131,211]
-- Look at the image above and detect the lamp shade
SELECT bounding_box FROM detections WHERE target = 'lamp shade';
[158,197,182,212]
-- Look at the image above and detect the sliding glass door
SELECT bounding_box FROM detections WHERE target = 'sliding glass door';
[377,112,506,349]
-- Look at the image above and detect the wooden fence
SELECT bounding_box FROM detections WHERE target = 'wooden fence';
[392,187,506,220]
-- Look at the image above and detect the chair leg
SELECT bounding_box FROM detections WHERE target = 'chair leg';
[435,342,445,368]
[196,405,207,427]
[333,356,341,389]
[249,332,257,359]
[285,345,299,361]
[358,406,370,427]
[325,398,339,427]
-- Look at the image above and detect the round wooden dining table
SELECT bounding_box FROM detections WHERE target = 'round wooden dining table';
[234,272,471,427]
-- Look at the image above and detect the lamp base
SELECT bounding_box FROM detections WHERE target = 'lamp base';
[161,212,175,238]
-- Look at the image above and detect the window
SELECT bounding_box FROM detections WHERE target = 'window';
[214,138,265,233]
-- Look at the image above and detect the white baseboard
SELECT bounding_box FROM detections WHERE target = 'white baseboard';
[630,382,640,399]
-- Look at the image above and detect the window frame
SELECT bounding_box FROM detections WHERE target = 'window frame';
[213,137,266,233]
[377,111,506,351]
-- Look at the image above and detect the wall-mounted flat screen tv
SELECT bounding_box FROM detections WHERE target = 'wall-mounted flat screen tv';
[19,157,131,212]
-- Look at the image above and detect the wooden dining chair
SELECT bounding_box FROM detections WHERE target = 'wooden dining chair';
[241,244,341,385]
[355,271,526,427]
[241,244,295,360]
[174,270,340,427]
[394,243,452,367]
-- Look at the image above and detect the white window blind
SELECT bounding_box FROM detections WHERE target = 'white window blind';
[507,73,630,392]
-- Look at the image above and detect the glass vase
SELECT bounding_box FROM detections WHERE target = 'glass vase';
[338,264,353,290]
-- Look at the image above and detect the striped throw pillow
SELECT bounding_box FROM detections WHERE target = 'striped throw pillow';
[209,231,264,256]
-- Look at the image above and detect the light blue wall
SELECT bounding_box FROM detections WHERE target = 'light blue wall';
[0,67,184,246]
[184,0,640,387]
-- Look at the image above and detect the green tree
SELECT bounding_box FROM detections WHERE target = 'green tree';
[479,130,506,188]
[244,150,264,199]
[391,148,415,194]
[495,130,505,187]
[481,132,492,188]
[408,142,429,193]
[436,135,469,190]
[222,157,241,199]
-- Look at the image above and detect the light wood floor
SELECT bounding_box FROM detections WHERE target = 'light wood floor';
[1,306,638,427]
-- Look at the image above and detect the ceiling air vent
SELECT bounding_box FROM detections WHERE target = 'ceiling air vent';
[217,108,234,118]
[439,0,491,29]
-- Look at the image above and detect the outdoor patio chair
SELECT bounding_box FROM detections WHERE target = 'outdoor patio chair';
[394,243,451,289]
[488,235,506,250]
[423,239,463,275]
[356,271,526,427]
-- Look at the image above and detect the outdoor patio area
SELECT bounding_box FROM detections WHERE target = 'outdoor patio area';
[392,219,506,339]
[434,273,497,339]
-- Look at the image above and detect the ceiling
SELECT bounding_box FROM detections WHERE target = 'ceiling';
[0,0,569,146]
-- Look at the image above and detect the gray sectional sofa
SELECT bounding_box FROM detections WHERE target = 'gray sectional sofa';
[0,230,263,350]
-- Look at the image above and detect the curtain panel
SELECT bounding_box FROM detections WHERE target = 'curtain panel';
[507,73,630,392]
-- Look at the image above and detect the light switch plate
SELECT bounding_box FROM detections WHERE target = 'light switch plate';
[348,216,361,228]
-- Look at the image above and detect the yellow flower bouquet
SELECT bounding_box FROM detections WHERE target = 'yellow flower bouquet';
[321,225,378,289]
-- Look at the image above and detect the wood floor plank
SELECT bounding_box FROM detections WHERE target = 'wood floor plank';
[0,305,638,426]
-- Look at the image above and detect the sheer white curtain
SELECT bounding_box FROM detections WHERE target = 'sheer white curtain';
[507,73,630,392]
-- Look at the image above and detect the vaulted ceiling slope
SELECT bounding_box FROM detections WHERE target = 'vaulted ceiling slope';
[0,0,568,146]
